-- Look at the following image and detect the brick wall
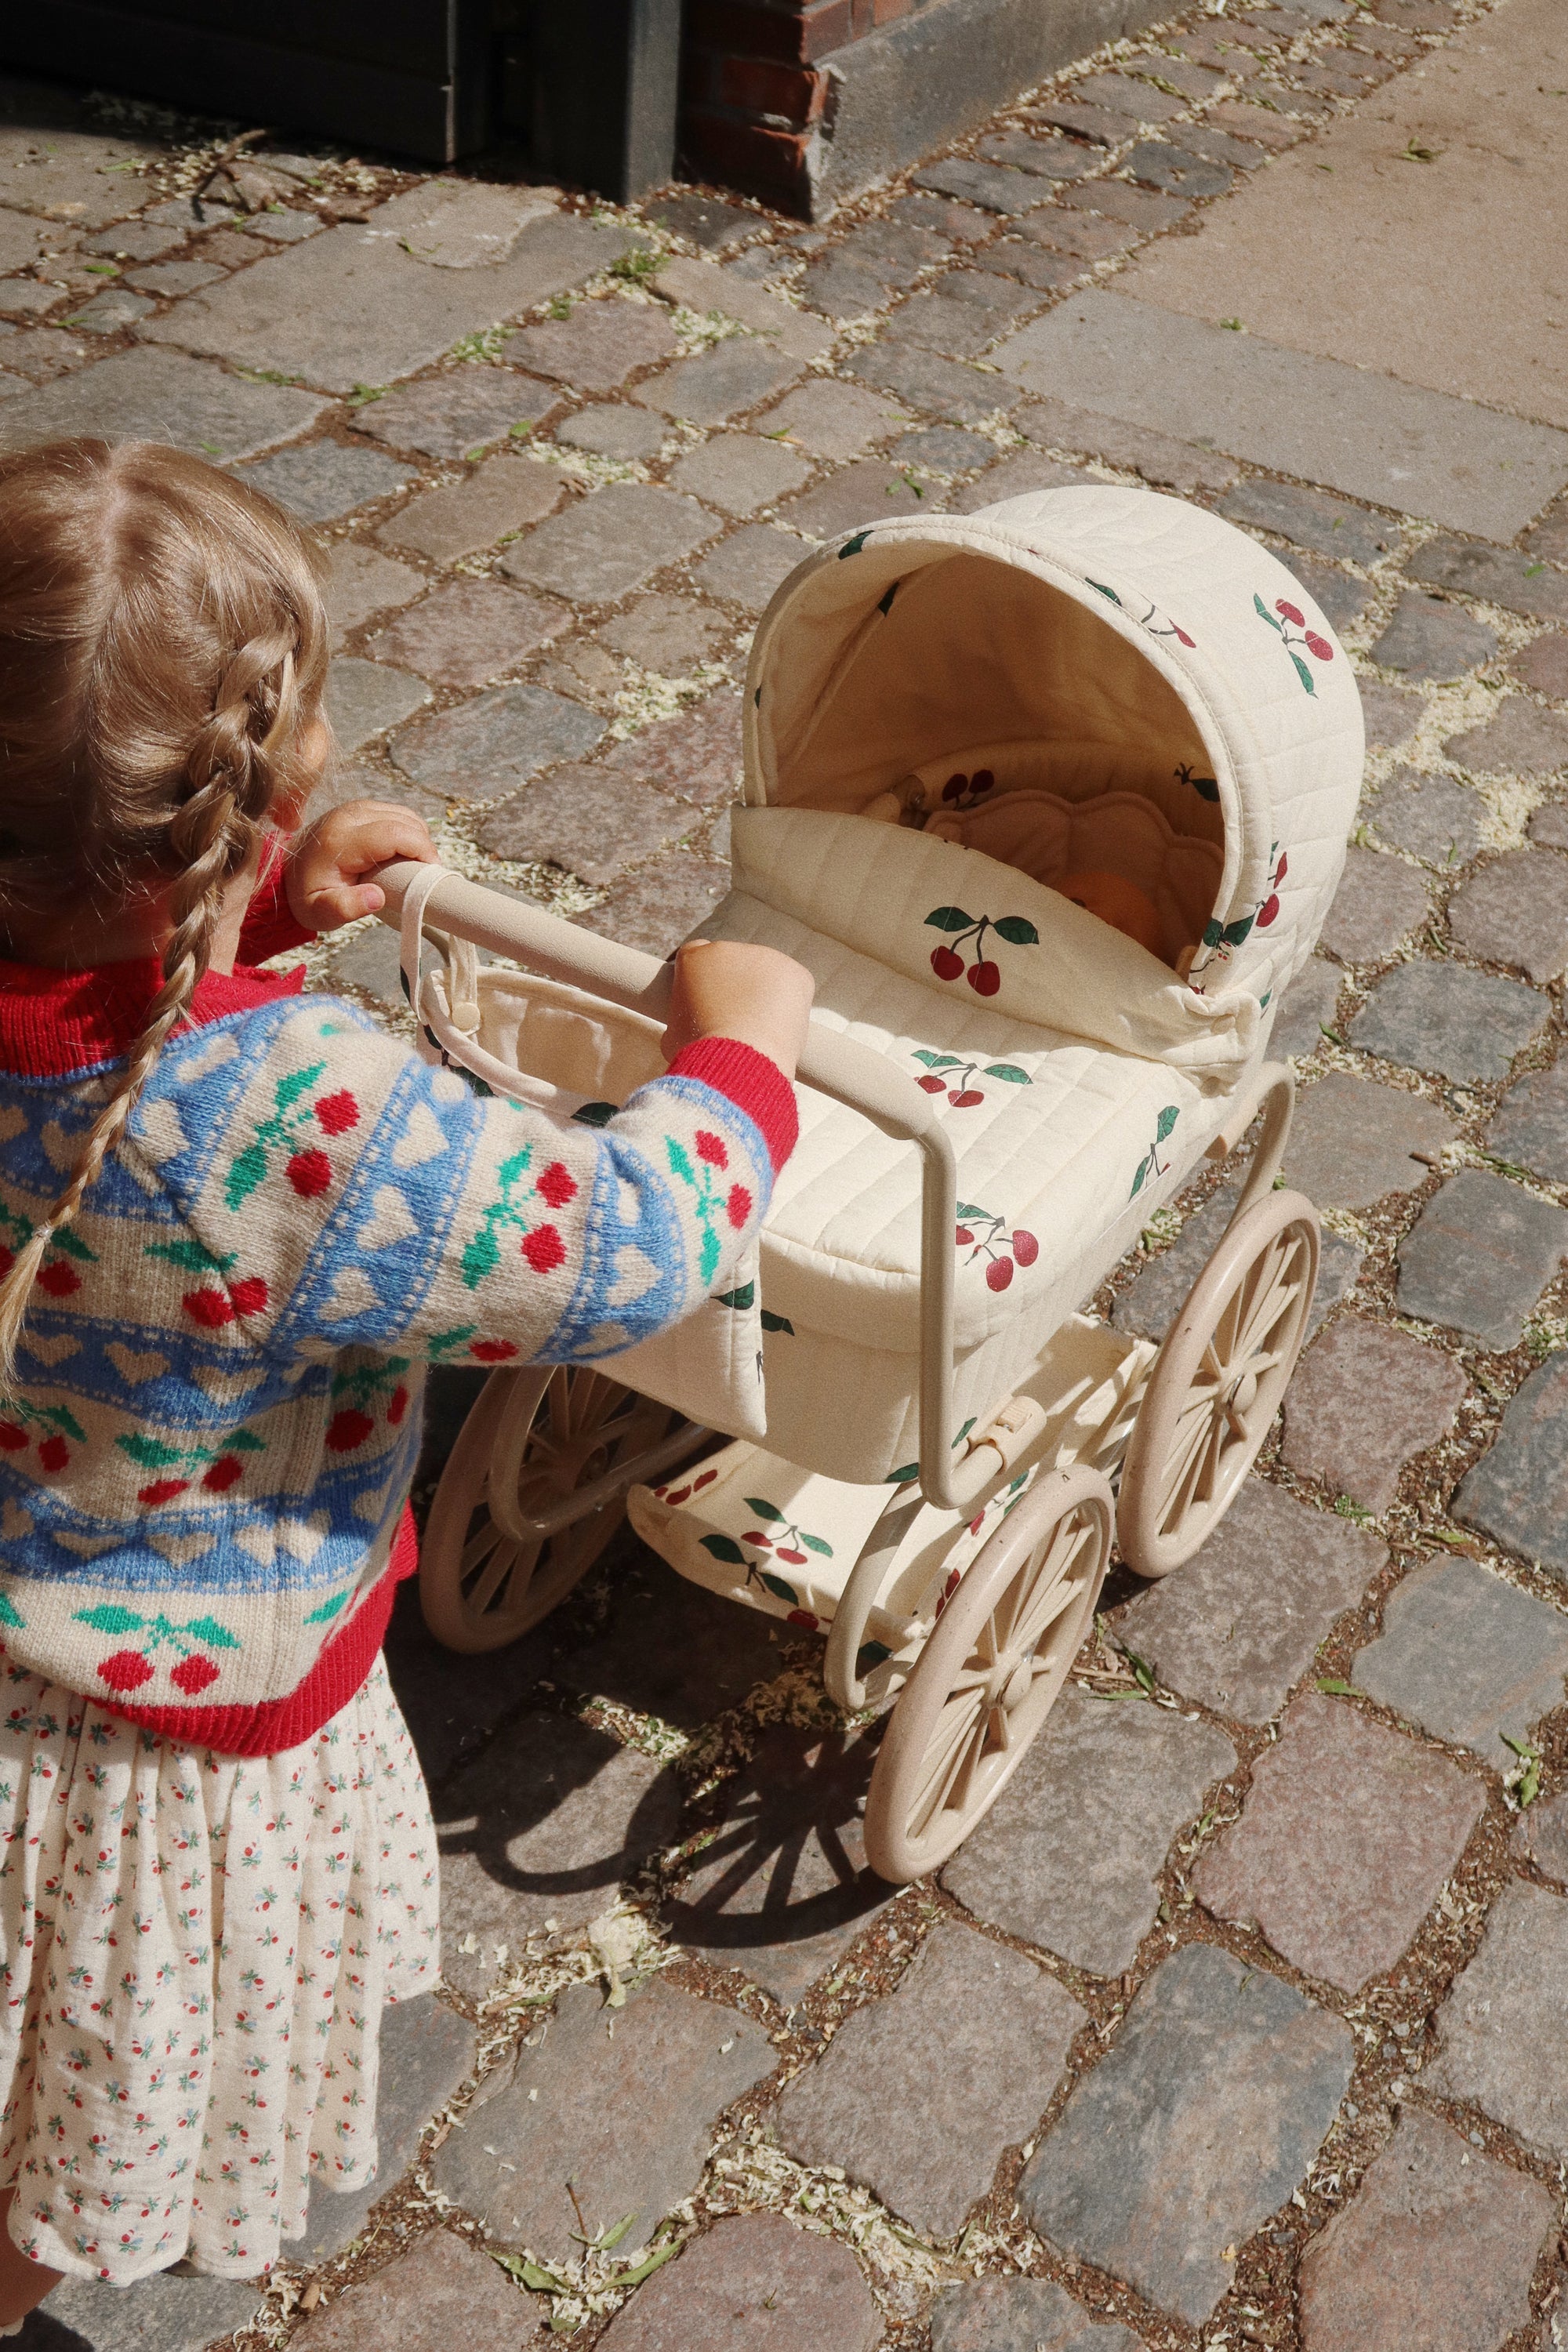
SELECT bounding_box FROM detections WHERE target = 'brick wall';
[681,0,918,216]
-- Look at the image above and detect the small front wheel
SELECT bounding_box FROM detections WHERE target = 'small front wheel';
[862,1466,1113,1883]
[420,1367,693,1653]
[1118,1189,1319,1579]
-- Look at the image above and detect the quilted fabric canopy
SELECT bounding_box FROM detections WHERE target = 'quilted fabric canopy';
[742,483,1365,1025]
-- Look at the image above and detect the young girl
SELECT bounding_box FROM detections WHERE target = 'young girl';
[0,437,811,2326]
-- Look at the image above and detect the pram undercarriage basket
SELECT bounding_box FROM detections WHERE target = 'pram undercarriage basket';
[376,485,1362,1882]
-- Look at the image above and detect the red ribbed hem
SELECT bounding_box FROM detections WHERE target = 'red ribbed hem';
[666,1037,799,1173]
[96,1507,419,1758]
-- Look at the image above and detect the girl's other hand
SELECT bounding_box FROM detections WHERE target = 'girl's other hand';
[286,800,438,933]
[662,940,814,1080]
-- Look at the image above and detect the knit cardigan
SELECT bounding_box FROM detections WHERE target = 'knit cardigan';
[0,872,796,1755]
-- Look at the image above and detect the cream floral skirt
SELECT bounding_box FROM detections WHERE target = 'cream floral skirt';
[0,1653,438,2286]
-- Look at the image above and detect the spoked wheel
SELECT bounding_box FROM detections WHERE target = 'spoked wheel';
[862,1466,1113,1884]
[1119,1188,1319,1580]
[420,1366,700,1652]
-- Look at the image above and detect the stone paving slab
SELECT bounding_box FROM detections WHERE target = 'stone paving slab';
[759,378,902,459]
[1020,1942,1355,2327]
[1396,1167,1568,1348]
[1296,2104,1554,2352]
[360,365,561,460]
[0,343,326,459]
[1512,1791,1568,1880]
[1218,477,1395,567]
[666,1722,891,2009]
[368,577,569,688]
[1014,393,1239,494]
[478,766,692,887]
[1370,593,1500,681]
[1353,1555,1568,1759]
[654,257,835,363]
[289,2227,544,2349]
[1410,532,1568,625]
[949,452,1086,512]
[1513,633,1568,700]
[774,1922,1086,2241]
[379,452,564,563]
[1426,1878,1568,2161]
[390,682,606,800]
[16,2270,263,2351]
[1487,1054,1568,1184]
[501,481,718,603]
[779,455,933,539]
[1454,1350,1568,1581]
[561,1552,783,1729]
[1280,1317,1465,1512]
[990,289,1568,539]
[597,2212,881,2351]
[1448,849,1568,982]
[942,1685,1237,1976]
[382,1552,552,1788]
[1445,698,1568,777]
[503,299,679,390]
[1348,962,1549,1084]
[634,337,806,426]
[1365,766,1486,866]
[688,523,809,613]
[1194,1693,1485,1992]
[1269,955,1342,1060]
[1282,1072,1454,1212]
[435,1711,682,2000]
[235,437,413,521]
[140,204,635,393]
[326,541,426,641]
[1116,1477,1386,1724]
[844,343,1015,426]
[324,656,431,754]
[1319,846,1428,967]
[433,1980,776,2263]
[603,594,731,674]
[928,2277,1142,2351]
[1359,682,1425,753]
[669,431,813,516]
[1530,801,1568,848]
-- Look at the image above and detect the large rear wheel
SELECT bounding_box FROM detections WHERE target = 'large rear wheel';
[1118,1189,1319,1578]
[420,1367,698,1652]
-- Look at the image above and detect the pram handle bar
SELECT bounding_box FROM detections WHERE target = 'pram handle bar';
[371,860,968,1513]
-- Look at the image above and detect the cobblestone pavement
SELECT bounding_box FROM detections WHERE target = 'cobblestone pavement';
[9,1,1568,2344]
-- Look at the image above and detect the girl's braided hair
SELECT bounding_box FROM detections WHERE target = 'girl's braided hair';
[0,437,329,1382]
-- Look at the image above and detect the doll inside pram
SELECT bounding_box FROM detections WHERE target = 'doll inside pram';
[397,483,1363,1880]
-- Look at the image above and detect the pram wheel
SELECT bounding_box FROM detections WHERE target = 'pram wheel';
[421,1367,694,1652]
[862,1466,1112,1883]
[1119,1189,1319,1580]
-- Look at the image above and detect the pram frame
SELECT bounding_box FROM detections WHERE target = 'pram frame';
[373,861,1319,1878]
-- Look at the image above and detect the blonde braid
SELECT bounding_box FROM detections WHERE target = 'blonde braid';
[0,631,290,1389]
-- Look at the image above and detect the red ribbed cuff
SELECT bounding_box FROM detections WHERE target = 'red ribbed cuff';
[237,834,316,964]
[666,1036,799,1173]
[96,1507,419,1758]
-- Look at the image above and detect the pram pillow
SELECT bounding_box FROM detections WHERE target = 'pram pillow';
[730,808,1260,1087]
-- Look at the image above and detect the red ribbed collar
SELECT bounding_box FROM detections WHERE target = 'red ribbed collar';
[0,955,304,1080]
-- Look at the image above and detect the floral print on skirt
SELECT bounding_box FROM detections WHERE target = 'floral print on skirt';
[0,1653,438,2285]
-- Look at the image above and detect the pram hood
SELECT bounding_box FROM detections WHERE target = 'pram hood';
[742,484,1364,1021]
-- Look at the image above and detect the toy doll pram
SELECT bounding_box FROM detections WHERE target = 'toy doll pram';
[376,485,1363,1883]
